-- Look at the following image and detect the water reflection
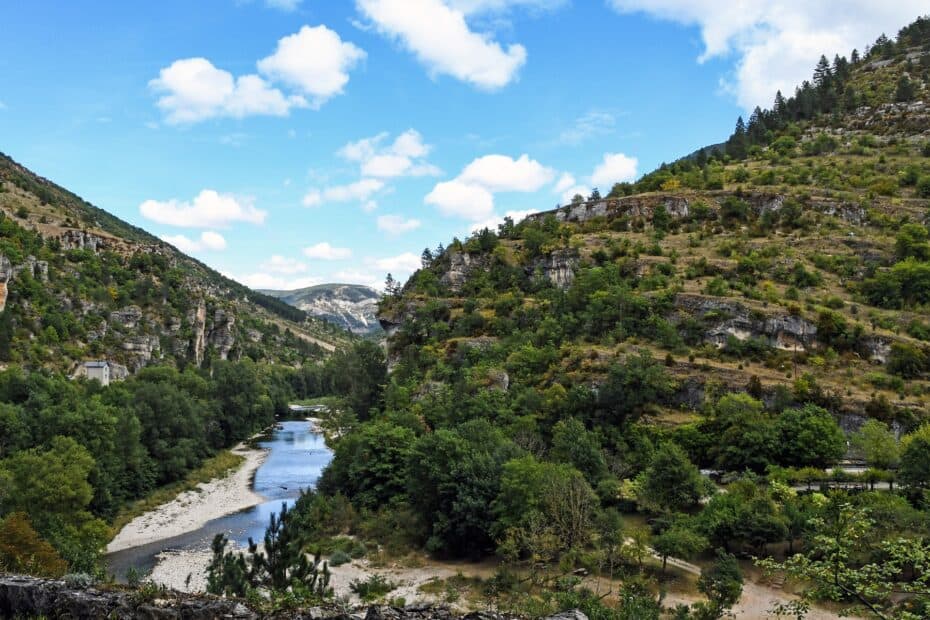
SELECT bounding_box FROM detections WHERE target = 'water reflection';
[107,419,332,579]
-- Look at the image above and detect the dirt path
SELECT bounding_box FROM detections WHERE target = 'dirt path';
[657,554,847,619]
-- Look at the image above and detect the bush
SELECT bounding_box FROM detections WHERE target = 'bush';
[869,178,898,197]
[887,342,928,378]
[917,176,930,198]
[350,574,398,601]
[329,550,351,566]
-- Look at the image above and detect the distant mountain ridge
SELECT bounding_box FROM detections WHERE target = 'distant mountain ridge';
[261,283,382,336]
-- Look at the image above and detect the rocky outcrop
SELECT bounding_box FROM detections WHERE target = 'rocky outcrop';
[486,368,510,391]
[441,251,488,293]
[860,335,893,364]
[110,305,143,329]
[0,575,590,620]
[208,309,236,361]
[190,299,207,366]
[528,191,874,228]
[0,255,12,312]
[675,294,818,350]
[59,230,109,253]
[529,249,578,289]
[0,574,256,619]
[764,315,818,350]
[86,320,107,342]
[12,255,49,282]
[122,335,160,370]
[0,254,50,312]
[844,100,930,134]
[109,362,130,381]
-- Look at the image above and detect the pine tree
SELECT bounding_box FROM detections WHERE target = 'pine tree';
[813,55,832,88]
[420,248,433,269]
[207,503,332,598]
[247,503,330,594]
[726,117,748,159]
[384,273,399,297]
[747,107,766,144]
[773,90,787,117]
[695,147,708,168]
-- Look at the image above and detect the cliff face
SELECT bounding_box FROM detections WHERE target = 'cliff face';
[526,190,875,230]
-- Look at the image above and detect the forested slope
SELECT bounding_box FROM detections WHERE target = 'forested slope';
[306,17,930,619]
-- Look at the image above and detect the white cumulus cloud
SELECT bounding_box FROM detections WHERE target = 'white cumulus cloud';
[459,154,554,192]
[140,190,267,228]
[302,179,385,207]
[160,231,228,253]
[377,214,422,235]
[425,179,495,220]
[151,25,364,123]
[150,58,305,124]
[257,25,366,107]
[356,0,527,89]
[304,242,353,260]
[553,172,576,194]
[426,153,553,220]
[589,152,638,188]
[373,252,422,273]
[339,129,441,179]
[607,1,928,110]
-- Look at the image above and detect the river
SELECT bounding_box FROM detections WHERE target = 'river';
[106,419,332,580]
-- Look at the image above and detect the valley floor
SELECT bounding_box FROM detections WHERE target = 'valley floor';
[148,546,853,618]
[106,441,269,554]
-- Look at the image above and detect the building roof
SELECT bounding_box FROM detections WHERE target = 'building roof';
[84,361,109,368]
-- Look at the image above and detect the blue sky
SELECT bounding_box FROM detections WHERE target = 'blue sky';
[0,1,925,290]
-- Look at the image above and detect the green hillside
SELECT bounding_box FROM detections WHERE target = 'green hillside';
[302,17,930,619]
[0,152,353,374]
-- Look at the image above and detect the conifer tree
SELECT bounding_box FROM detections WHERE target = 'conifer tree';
[813,55,832,88]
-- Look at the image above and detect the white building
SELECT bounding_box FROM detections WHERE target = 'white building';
[82,360,110,386]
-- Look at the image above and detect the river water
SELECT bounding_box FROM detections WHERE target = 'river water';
[106,419,333,579]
